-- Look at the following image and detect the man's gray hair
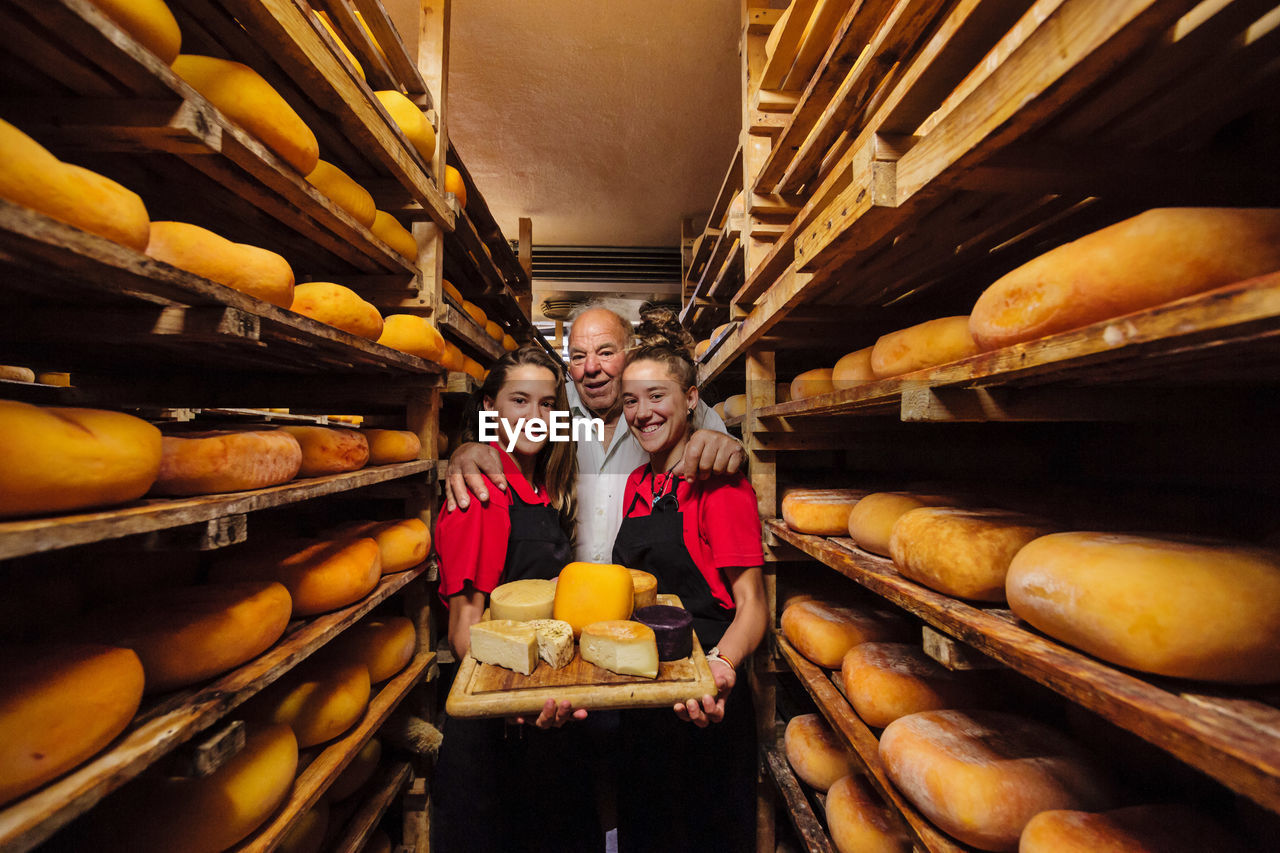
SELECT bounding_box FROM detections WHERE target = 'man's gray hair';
[567,298,635,343]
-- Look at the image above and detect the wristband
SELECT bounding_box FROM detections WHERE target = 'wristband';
[706,646,735,671]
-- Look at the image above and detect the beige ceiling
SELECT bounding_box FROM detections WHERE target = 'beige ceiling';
[445,0,743,249]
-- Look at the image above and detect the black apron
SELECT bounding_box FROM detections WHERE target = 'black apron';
[611,468,734,648]
[500,485,571,584]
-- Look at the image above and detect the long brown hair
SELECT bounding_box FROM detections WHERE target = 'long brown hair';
[460,345,578,539]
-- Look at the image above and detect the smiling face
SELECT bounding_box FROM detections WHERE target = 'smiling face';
[483,364,558,459]
[567,309,630,419]
[621,358,699,468]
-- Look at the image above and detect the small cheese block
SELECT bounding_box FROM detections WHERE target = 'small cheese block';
[277,799,328,853]
[370,209,418,260]
[0,400,162,518]
[211,537,382,616]
[145,221,295,308]
[790,367,835,400]
[970,208,1280,350]
[826,774,912,853]
[245,659,370,747]
[88,0,182,64]
[632,605,694,661]
[526,618,576,669]
[377,314,446,362]
[327,737,381,801]
[840,642,981,728]
[305,159,376,227]
[363,429,422,464]
[1006,532,1280,683]
[290,282,384,340]
[36,371,71,387]
[871,316,981,378]
[879,710,1113,851]
[781,488,866,535]
[172,55,318,175]
[375,90,436,163]
[723,394,748,419]
[325,616,416,683]
[553,562,635,636]
[890,507,1055,601]
[490,578,557,621]
[629,569,658,610]
[781,599,911,668]
[0,643,145,806]
[282,425,370,476]
[502,333,519,352]
[0,365,34,382]
[1019,804,1247,852]
[848,491,956,557]
[151,429,302,496]
[444,165,468,208]
[470,619,538,675]
[89,580,292,693]
[832,346,876,390]
[784,713,858,791]
[579,620,659,678]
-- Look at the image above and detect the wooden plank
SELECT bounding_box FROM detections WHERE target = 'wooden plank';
[760,0,821,90]
[701,261,814,384]
[783,0,867,92]
[328,762,413,853]
[921,626,1002,671]
[0,569,428,853]
[234,654,434,852]
[320,0,401,91]
[438,303,503,362]
[761,729,836,853]
[770,523,1280,813]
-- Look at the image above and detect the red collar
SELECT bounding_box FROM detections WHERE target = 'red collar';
[487,441,548,506]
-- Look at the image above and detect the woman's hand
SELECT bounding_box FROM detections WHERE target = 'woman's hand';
[675,658,734,726]
[514,698,588,729]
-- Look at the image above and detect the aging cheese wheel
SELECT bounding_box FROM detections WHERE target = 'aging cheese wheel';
[553,562,635,636]
[870,316,980,379]
[377,314,446,362]
[247,660,370,747]
[970,208,1280,350]
[879,710,1113,851]
[502,333,519,352]
[490,578,557,621]
[580,620,659,678]
[151,429,302,496]
[470,619,537,675]
[442,279,463,303]
[527,618,575,669]
[361,518,430,573]
[90,581,292,693]
[37,371,71,386]
[305,159,376,227]
[781,599,911,668]
[781,488,865,535]
[629,569,658,610]
[790,367,835,400]
[713,402,726,419]
[784,713,857,791]
[290,282,384,340]
[211,537,382,616]
[327,737,381,801]
[890,507,1054,601]
[315,9,364,79]
[277,799,328,853]
[363,429,422,464]
[632,604,694,660]
[840,642,981,728]
[444,165,468,208]
[88,0,182,64]
[326,616,416,683]
[371,209,418,260]
[694,338,711,359]
[361,830,392,853]
[461,300,488,327]
[374,90,436,163]
[0,400,162,518]
[832,346,876,390]
[282,425,370,476]
[0,643,145,806]
[462,356,486,382]
[0,365,34,382]
[145,221,295,308]
[1019,804,1247,852]
[1006,532,1280,683]
[484,319,504,341]
[848,491,954,557]
[439,342,464,372]
[826,774,912,853]
[172,55,318,175]
[724,394,748,419]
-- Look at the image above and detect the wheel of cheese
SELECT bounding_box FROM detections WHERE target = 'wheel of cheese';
[328,737,381,801]
[377,315,446,362]
[694,339,711,358]
[315,9,364,79]
[150,429,302,496]
[632,604,693,661]
[37,371,71,386]
[290,282,384,340]
[502,333,519,352]
[790,367,835,400]
[723,393,748,419]
[783,713,857,791]
[277,799,328,853]
[780,599,911,668]
[970,208,1280,351]
[145,221,295,308]
[347,518,430,573]
[879,710,1113,851]
[172,55,318,175]
[870,316,980,379]
[629,569,658,610]
[247,659,370,746]
[305,159,376,227]
[361,830,392,853]
[363,429,422,465]
[0,400,162,518]
[282,425,370,476]
[461,355,484,382]
[825,774,912,853]
[840,642,981,728]
[88,0,182,64]
[374,90,436,163]
[848,492,955,557]
[832,346,876,390]
[461,300,488,327]
[439,342,464,372]
[0,643,145,806]
[484,319,504,342]
[553,562,635,636]
[89,581,292,693]
[0,365,34,382]
[713,401,726,419]
[326,617,416,683]
[442,279,463,303]
[490,578,557,621]
[370,209,419,260]
[781,488,865,535]
[889,507,1055,601]
[580,620,659,678]
[712,321,733,341]
[211,537,382,616]
[1006,532,1280,683]
[444,165,468,208]
[1020,804,1247,852]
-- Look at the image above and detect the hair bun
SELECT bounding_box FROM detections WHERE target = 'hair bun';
[635,306,694,353]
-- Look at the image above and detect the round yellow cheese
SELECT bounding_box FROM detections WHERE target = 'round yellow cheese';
[840,642,982,728]
[502,333,519,352]
[277,799,328,853]
[784,713,857,791]
[375,90,436,163]
[439,342,464,372]
[377,315,446,362]
[246,660,370,747]
[461,300,488,327]
[38,371,71,386]
[1006,532,1280,683]
[629,569,658,610]
[290,282,384,340]
[832,346,875,390]
[485,319,504,341]
[724,394,748,419]
[848,492,954,557]
[870,316,980,379]
[305,159,376,227]
[553,562,635,637]
[790,367,835,400]
[826,774,911,853]
[781,488,864,535]
[88,0,182,64]
[1019,804,1247,852]
[442,279,463,303]
[444,165,467,208]
[363,429,423,465]
[0,365,34,382]
[694,339,711,359]
[780,599,911,669]
[211,537,382,616]
[281,425,371,476]
[145,221,295,308]
[315,9,364,79]
[350,518,430,573]
[327,737,381,801]
[330,617,416,683]
[151,429,302,496]
[491,578,557,621]
[371,209,418,260]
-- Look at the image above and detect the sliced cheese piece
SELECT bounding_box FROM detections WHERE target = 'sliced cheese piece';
[145,221,295,308]
[632,604,693,661]
[290,282,383,340]
[848,491,956,557]
[629,569,658,610]
[832,346,876,390]
[553,562,635,636]
[245,659,370,747]
[211,537,382,616]
[527,618,575,669]
[579,620,658,678]
[305,159,376,227]
[879,710,1113,851]
[281,425,370,476]
[326,616,416,683]
[840,642,981,728]
[781,488,866,536]
[151,429,302,496]
[1019,804,1247,852]
[780,599,911,668]
[784,713,857,791]
[327,737,381,801]
[826,774,912,853]
[37,371,71,387]
[470,619,538,675]
[790,367,835,400]
[490,578,557,621]
[870,316,980,378]
[1006,532,1280,683]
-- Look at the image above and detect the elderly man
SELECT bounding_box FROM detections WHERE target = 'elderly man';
[443,303,744,563]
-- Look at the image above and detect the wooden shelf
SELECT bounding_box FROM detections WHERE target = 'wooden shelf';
[760,728,836,853]
[767,520,1280,813]
[329,761,414,853]
[0,460,436,561]
[438,302,504,363]
[0,568,428,853]
[235,654,434,852]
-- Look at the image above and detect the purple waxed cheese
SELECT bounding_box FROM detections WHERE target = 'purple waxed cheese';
[633,605,694,661]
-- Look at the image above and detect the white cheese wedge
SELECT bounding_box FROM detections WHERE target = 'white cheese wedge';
[489,578,556,621]
[579,620,659,679]
[469,620,537,675]
[527,619,575,669]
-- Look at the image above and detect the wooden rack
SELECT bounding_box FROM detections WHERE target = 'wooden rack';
[759,727,835,853]
[329,761,414,853]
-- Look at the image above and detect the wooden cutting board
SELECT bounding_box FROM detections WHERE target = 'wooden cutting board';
[445,595,718,718]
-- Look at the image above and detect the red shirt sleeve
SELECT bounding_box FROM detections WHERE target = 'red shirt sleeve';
[698,472,764,570]
[434,479,512,603]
